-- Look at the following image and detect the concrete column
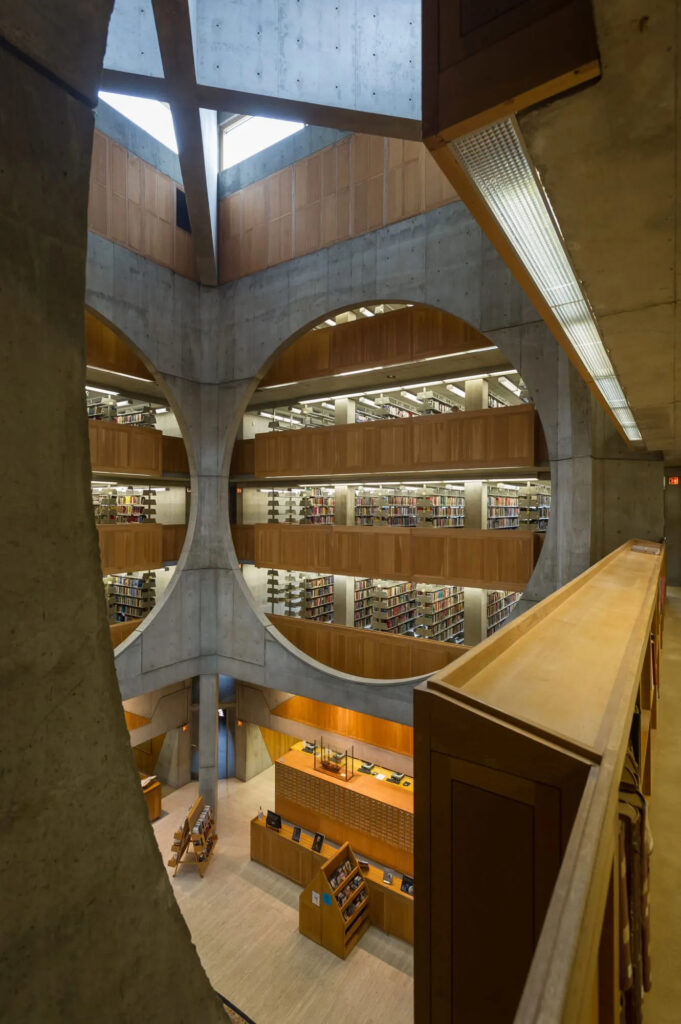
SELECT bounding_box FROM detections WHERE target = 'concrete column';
[198,674,219,821]
[333,574,356,626]
[155,726,192,789]
[464,481,487,529]
[464,587,487,646]
[335,398,356,425]
[465,378,488,411]
[334,484,356,525]
[235,721,273,782]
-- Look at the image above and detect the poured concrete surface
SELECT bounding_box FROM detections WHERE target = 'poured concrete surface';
[156,769,414,1024]
[644,586,681,1022]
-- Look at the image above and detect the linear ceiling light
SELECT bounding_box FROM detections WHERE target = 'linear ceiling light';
[497,376,521,397]
[446,384,466,398]
[449,118,641,442]
[85,385,119,396]
[86,365,153,384]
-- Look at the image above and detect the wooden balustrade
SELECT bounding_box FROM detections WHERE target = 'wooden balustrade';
[110,618,142,648]
[259,305,492,387]
[98,524,163,574]
[161,523,187,563]
[231,403,540,479]
[233,522,539,591]
[161,434,189,474]
[268,614,467,680]
[414,540,666,1023]
[89,420,163,476]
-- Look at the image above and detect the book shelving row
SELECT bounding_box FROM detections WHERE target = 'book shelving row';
[92,485,156,524]
[413,584,465,643]
[487,485,519,531]
[105,571,156,622]
[85,393,157,428]
[486,590,521,636]
[518,481,552,532]
[304,575,334,623]
[371,581,418,635]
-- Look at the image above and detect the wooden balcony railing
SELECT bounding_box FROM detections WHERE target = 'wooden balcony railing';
[268,613,468,680]
[233,522,541,591]
[98,523,187,575]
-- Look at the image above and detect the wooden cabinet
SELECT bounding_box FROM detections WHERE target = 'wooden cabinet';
[236,522,538,590]
[97,524,163,575]
[89,419,163,476]
[414,540,665,1024]
[236,404,539,479]
[267,613,466,679]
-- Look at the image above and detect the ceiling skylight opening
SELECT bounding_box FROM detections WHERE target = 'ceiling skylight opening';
[221,115,304,171]
[98,92,178,152]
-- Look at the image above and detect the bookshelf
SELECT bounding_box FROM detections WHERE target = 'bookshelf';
[416,489,465,528]
[371,580,417,635]
[167,795,217,877]
[304,575,334,622]
[299,842,370,958]
[86,393,117,421]
[486,589,520,636]
[414,584,464,643]
[380,493,418,527]
[355,491,381,526]
[487,484,520,530]
[266,568,304,615]
[106,571,156,622]
[115,487,156,523]
[115,401,156,428]
[301,487,335,525]
[92,488,118,523]
[267,487,303,524]
[354,577,374,628]
[519,481,551,532]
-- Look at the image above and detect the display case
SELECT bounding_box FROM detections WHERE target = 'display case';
[314,738,355,782]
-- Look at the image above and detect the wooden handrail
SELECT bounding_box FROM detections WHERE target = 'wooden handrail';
[414,540,665,1023]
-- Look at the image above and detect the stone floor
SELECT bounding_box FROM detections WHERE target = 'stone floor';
[153,765,414,1024]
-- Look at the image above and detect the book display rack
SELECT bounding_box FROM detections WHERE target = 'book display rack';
[106,571,156,622]
[299,842,370,958]
[92,488,118,523]
[486,589,520,636]
[487,484,520,530]
[354,577,374,627]
[301,487,335,525]
[414,584,464,643]
[371,581,417,635]
[167,795,217,878]
[518,481,551,532]
[304,575,334,622]
[416,488,465,528]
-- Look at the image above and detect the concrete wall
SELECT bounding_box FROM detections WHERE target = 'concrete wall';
[84,194,655,726]
[95,98,182,184]
[0,8,225,1022]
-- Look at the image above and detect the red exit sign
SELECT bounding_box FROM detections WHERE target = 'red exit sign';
[669,476,679,486]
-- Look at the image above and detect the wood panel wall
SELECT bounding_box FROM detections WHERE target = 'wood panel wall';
[219,134,459,283]
[233,404,538,479]
[98,524,163,575]
[161,523,187,563]
[233,523,539,591]
[271,693,416,755]
[88,130,197,280]
[268,614,465,682]
[89,420,163,476]
[259,304,492,388]
[85,310,153,379]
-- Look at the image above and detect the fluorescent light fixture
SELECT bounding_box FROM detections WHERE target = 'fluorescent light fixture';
[116,400,130,407]
[334,366,385,377]
[98,92,178,152]
[222,115,304,171]
[291,406,302,414]
[259,412,302,426]
[446,384,466,398]
[85,385,119,396]
[401,391,423,404]
[359,307,375,317]
[322,402,335,410]
[359,397,379,408]
[324,318,336,327]
[155,406,168,414]
[86,365,153,384]
[450,117,641,442]
[497,376,522,396]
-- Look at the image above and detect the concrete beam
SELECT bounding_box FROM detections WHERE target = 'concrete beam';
[152,0,218,285]
[98,67,422,140]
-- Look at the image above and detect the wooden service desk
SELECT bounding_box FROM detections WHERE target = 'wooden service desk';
[251,815,413,943]
[275,748,414,875]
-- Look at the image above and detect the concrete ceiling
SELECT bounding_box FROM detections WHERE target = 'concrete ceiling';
[518,0,679,459]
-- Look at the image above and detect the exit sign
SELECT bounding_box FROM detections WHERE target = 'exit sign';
[669,476,679,486]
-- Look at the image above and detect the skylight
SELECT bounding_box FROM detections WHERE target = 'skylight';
[98,92,178,153]
[221,116,304,171]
